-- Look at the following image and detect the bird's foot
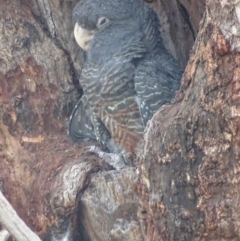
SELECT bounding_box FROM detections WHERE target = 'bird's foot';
[86,146,127,170]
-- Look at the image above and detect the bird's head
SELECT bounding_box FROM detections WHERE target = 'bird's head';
[72,0,147,51]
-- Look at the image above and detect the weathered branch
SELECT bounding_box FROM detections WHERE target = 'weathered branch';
[0,192,42,241]
[0,229,10,241]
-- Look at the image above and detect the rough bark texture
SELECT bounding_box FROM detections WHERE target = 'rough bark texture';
[5,0,238,241]
[148,0,205,68]
[0,0,90,238]
[138,1,240,240]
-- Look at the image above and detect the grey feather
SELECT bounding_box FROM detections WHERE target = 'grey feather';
[70,0,182,160]
[68,95,97,142]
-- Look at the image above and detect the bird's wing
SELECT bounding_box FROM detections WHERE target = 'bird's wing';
[69,62,113,147]
[99,58,135,97]
[68,95,97,142]
[97,63,145,158]
[134,53,183,125]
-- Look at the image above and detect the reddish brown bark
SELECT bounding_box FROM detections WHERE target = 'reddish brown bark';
[138,1,240,240]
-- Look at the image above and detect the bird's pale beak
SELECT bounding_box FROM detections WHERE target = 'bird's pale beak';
[74,23,95,51]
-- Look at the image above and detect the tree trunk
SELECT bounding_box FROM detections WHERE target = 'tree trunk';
[3,0,239,241]
[0,0,95,239]
[138,1,240,240]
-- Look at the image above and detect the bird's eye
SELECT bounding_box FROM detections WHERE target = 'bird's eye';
[97,17,109,28]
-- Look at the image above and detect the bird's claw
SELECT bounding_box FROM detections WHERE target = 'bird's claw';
[85,145,99,152]
[85,146,126,170]
[85,145,105,158]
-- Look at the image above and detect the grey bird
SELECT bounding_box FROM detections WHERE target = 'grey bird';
[69,0,182,168]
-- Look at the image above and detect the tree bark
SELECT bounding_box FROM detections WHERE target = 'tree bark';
[0,0,94,239]
[148,0,205,68]
[138,1,240,240]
